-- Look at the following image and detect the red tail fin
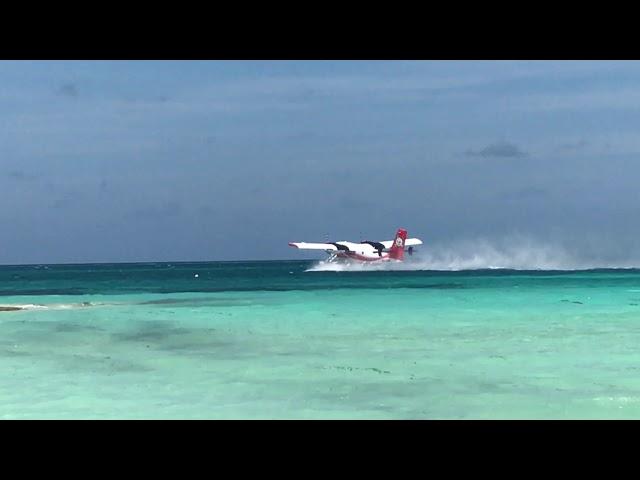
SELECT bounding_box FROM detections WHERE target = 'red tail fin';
[388,228,407,260]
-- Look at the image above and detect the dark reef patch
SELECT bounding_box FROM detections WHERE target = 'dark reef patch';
[53,322,104,333]
[60,353,154,373]
[139,297,257,307]
[110,323,234,357]
[111,324,192,343]
[323,365,391,374]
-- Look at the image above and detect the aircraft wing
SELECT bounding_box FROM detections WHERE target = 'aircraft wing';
[288,242,338,251]
[380,238,423,249]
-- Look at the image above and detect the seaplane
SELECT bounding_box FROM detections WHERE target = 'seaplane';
[289,228,423,263]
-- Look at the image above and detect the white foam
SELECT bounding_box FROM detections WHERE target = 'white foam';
[0,302,102,311]
[13,304,49,310]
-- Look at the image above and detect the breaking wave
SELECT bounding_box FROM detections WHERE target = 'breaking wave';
[0,302,101,312]
[305,237,640,272]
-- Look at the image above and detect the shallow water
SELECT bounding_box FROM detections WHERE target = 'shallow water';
[2,261,640,419]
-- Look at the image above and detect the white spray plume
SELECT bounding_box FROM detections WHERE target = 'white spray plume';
[305,236,640,272]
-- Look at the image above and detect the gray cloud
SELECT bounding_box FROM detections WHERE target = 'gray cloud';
[7,171,39,181]
[52,190,84,209]
[465,142,528,158]
[57,83,78,98]
[557,140,588,152]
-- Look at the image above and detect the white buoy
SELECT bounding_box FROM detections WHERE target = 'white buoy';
[194,274,199,278]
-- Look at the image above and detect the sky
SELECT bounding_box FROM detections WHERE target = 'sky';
[2,60,640,264]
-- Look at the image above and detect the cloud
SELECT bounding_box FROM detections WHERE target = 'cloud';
[52,190,84,209]
[57,83,78,98]
[557,139,588,152]
[465,142,528,158]
[7,171,39,181]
